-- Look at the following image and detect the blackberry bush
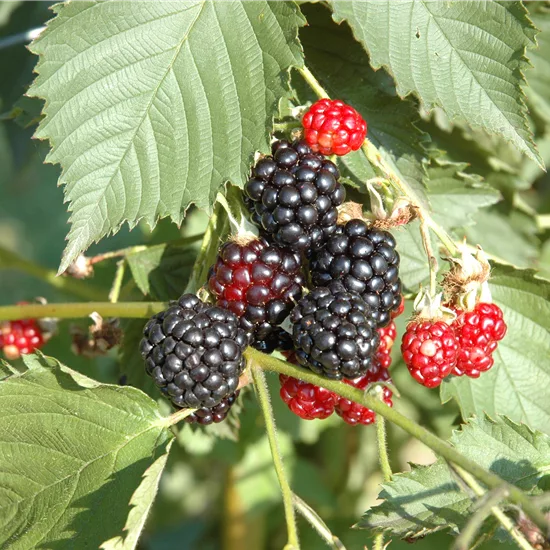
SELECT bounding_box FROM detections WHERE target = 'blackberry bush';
[207,238,304,344]
[244,139,346,252]
[310,219,402,327]
[140,294,248,409]
[290,282,379,380]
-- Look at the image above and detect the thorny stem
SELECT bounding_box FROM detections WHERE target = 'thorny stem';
[453,466,536,550]
[373,415,392,550]
[250,365,300,550]
[89,233,204,265]
[108,260,126,303]
[0,298,547,534]
[297,64,458,258]
[0,247,105,301]
[246,348,549,533]
[418,216,438,296]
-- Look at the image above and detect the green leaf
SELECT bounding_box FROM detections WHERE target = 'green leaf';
[358,415,550,537]
[298,3,429,208]
[426,158,500,230]
[100,440,173,550]
[126,242,198,301]
[441,264,550,435]
[330,1,542,167]
[28,1,305,273]
[0,354,173,549]
[526,3,550,123]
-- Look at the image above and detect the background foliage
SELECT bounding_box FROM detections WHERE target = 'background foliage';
[1,1,550,549]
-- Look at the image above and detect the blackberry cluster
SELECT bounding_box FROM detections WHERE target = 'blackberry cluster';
[140,294,248,409]
[310,219,401,327]
[184,391,240,425]
[290,282,379,380]
[207,238,304,344]
[244,140,346,252]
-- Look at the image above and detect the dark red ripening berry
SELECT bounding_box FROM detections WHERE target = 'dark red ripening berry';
[279,374,337,420]
[451,302,507,378]
[401,319,458,388]
[0,318,44,360]
[302,99,367,156]
[208,238,304,345]
[335,367,393,426]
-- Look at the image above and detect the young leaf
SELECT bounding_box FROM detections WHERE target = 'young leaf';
[330,1,542,167]
[100,441,173,550]
[28,1,305,273]
[441,264,550,435]
[0,354,173,549]
[358,415,550,537]
[298,3,430,208]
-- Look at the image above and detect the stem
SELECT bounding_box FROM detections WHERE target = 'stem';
[108,260,126,303]
[161,407,196,427]
[376,415,392,483]
[293,494,346,550]
[373,416,392,550]
[250,365,299,549]
[297,66,329,99]
[419,217,438,296]
[0,247,105,301]
[246,348,548,532]
[0,302,165,321]
[453,466,536,550]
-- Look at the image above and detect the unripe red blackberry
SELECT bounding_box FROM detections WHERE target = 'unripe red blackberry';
[184,391,240,425]
[290,282,379,380]
[335,367,393,426]
[310,219,402,327]
[302,99,367,156]
[0,318,44,360]
[376,321,397,369]
[279,374,337,420]
[207,238,304,345]
[401,319,458,388]
[244,140,346,252]
[451,302,507,378]
[140,294,249,409]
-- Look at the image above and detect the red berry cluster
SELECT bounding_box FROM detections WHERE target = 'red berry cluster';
[302,99,367,156]
[0,318,44,360]
[278,319,398,426]
[402,302,507,388]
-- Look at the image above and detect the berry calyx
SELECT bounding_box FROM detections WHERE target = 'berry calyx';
[140,294,249,409]
[290,282,379,380]
[302,99,367,156]
[401,319,458,388]
[0,312,45,360]
[279,374,337,420]
[310,218,402,327]
[244,139,346,252]
[376,321,397,369]
[335,367,393,426]
[184,391,240,425]
[451,302,507,378]
[207,238,304,344]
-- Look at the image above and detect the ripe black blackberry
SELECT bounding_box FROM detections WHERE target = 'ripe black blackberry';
[184,391,240,425]
[244,140,346,252]
[207,238,304,345]
[310,219,401,327]
[290,282,379,380]
[253,328,293,354]
[140,294,248,409]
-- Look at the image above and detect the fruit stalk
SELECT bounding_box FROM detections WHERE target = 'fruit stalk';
[250,365,300,549]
